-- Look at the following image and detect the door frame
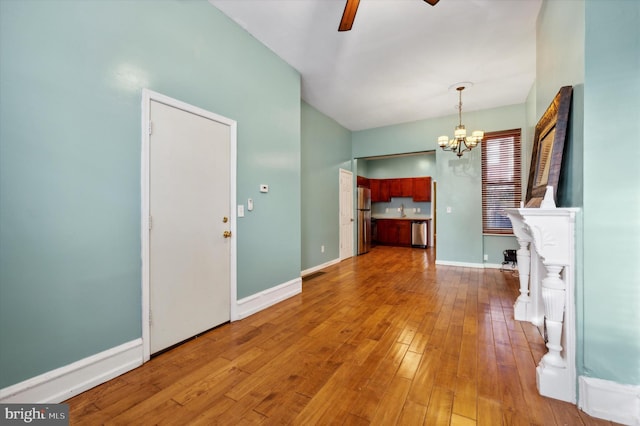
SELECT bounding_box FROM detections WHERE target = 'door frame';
[339,168,354,260]
[141,89,237,362]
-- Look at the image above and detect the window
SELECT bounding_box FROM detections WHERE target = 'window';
[481,129,521,234]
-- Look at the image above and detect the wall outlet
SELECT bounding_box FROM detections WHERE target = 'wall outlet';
[321,245,325,253]
[446,206,452,213]
[483,254,488,261]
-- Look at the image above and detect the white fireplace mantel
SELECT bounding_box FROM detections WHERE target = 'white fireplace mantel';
[505,205,579,403]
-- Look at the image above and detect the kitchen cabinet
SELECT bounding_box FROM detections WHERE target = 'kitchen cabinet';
[398,221,411,245]
[375,219,412,246]
[370,179,390,202]
[357,175,370,188]
[389,179,413,197]
[371,177,430,202]
[412,177,432,202]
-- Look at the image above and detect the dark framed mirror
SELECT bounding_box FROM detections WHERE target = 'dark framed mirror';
[525,86,573,207]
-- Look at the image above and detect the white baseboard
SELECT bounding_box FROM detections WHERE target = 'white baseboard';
[0,339,143,404]
[484,262,518,271]
[435,260,485,269]
[235,277,302,320]
[435,260,518,270]
[579,376,640,425]
[301,258,340,277]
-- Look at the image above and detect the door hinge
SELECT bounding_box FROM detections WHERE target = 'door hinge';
[148,121,153,135]
[148,216,152,230]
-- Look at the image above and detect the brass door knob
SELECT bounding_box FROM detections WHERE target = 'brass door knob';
[223,230,232,238]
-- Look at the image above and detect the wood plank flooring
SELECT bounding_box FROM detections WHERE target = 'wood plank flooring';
[67,246,617,425]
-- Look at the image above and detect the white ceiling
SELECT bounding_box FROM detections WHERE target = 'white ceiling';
[209,0,542,131]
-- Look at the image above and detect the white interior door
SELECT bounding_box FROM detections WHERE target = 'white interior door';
[148,99,231,354]
[339,169,354,260]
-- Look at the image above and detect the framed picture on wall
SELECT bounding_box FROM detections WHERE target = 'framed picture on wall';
[525,85,573,207]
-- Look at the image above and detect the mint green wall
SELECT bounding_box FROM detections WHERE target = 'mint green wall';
[524,82,537,183]
[438,105,527,265]
[536,0,585,208]
[535,0,640,386]
[0,0,300,388]
[353,105,527,265]
[483,237,519,266]
[362,153,436,179]
[301,102,352,270]
[582,0,640,385]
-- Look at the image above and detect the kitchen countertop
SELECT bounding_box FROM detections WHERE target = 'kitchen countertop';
[372,215,432,221]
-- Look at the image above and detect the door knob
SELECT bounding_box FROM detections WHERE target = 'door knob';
[223,230,232,238]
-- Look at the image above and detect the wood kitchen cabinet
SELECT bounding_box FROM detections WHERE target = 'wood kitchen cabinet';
[389,179,413,197]
[356,175,370,188]
[370,179,390,202]
[375,219,412,246]
[371,177,430,202]
[412,177,432,202]
[397,221,411,245]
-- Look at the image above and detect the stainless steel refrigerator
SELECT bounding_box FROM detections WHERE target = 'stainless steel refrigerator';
[357,187,371,255]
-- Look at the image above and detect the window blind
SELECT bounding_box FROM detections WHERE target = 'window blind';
[481,129,522,234]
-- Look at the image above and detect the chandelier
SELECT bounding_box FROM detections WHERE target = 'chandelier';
[438,86,484,157]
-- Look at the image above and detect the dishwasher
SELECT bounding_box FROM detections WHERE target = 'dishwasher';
[411,221,428,248]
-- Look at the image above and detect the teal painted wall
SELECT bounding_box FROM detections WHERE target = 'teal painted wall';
[534,0,587,383]
[582,0,640,385]
[301,102,352,270]
[363,153,436,179]
[535,0,640,386]
[0,0,301,388]
[536,0,585,208]
[353,104,527,265]
[482,237,519,266]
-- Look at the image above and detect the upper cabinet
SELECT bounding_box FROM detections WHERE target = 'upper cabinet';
[389,179,413,197]
[412,177,431,202]
[370,179,390,202]
[368,177,431,202]
[356,175,370,188]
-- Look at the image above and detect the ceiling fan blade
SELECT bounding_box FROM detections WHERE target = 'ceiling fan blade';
[339,0,360,32]
[424,0,439,5]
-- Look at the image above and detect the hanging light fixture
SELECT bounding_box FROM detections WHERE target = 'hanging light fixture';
[438,86,484,157]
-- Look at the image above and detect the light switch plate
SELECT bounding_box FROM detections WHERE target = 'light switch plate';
[237,205,245,217]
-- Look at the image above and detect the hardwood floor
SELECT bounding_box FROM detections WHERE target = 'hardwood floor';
[67,246,616,425]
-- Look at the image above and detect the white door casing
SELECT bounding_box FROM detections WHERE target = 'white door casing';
[339,169,354,260]
[141,89,237,361]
